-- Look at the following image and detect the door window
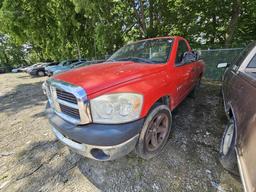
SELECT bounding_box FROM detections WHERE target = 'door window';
[175,40,189,65]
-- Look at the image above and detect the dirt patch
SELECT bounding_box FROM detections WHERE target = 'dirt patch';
[0,73,242,191]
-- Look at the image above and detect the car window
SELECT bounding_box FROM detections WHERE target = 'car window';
[48,63,56,66]
[231,43,256,71]
[247,54,256,68]
[58,61,65,66]
[63,61,71,66]
[175,40,189,65]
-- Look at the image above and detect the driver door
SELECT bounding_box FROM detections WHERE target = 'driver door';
[174,40,194,100]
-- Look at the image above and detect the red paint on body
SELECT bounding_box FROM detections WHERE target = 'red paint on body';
[53,36,205,118]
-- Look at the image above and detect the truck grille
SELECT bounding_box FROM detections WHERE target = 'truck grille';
[56,89,77,104]
[45,79,91,125]
[59,104,80,119]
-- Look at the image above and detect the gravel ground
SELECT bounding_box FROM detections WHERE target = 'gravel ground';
[0,73,243,192]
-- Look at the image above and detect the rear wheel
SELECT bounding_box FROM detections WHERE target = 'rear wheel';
[219,118,239,175]
[135,104,172,160]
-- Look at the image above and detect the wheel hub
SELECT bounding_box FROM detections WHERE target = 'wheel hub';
[145,112,169,152]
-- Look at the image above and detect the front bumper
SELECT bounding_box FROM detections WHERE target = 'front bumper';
[52,127,139,161]
[46,104,144,161]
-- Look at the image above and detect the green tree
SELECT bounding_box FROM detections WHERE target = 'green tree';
[1,0,256,67]
[0,34,27,69]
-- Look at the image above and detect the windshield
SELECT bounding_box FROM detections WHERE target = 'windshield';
[71,61,84,67]
[39,63,48,67]
[108,38,173,64]
[32,63,42,67]
[58,61,68,66]
[74,62,87,68]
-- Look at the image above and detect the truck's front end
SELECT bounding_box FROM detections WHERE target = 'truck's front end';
[44,77,144,161]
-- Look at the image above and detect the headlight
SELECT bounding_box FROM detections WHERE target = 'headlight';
[90,93,143,124]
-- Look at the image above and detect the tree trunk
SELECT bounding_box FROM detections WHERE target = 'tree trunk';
[149,0,153,29]
[140,0,146,35]
[210,15,216,45]
[225,0,241,47]
[131,0,146,37]
[35,48,44,61]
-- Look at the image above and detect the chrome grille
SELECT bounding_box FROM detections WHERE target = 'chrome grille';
[45,78,92,125]
[56,89,77,104]
[59,104,80,119]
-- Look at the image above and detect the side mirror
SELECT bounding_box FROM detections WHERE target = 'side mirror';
[182,51,197,64]
[217,62,228,68]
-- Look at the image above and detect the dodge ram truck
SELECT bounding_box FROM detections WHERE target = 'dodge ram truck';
[44,36,205,161]
[218,42,256,192]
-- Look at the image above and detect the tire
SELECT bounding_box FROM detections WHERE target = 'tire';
[219,118,239,175]
[135,103,172,160]
[37,71,45,77]
[189,78,201,98]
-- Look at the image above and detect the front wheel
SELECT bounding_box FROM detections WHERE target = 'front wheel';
[135,104,172,160]
[219,118,239,175]
[37,71,45,77]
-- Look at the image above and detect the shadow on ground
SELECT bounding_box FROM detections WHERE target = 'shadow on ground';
[75,81,242,192]
[0,81,47,114]
[6,140,84,192]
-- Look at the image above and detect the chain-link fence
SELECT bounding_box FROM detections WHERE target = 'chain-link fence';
[199,48,243,80]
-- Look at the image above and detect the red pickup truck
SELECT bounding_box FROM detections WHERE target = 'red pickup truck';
[44,36,205,161]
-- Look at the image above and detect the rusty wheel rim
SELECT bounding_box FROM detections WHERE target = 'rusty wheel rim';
[145,112,169,152]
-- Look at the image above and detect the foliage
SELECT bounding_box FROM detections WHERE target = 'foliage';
[0,0,255,67]
[0,34,27,69]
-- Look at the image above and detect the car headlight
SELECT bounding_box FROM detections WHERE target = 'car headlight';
[90,93,143,124]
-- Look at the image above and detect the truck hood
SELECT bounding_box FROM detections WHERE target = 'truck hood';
[53,61,164,95]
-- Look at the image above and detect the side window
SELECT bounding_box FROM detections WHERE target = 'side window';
[175,40,189,65]
[231,43,255,70]
[247,54,256,68]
